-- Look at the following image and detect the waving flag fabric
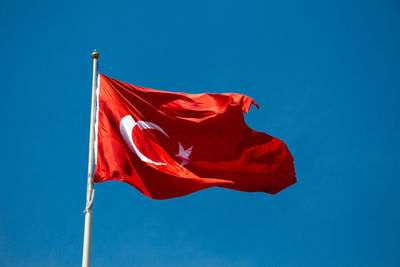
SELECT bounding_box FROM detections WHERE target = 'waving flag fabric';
[94,74,296,199]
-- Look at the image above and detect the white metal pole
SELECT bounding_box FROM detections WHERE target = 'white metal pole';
[82,49,99,267]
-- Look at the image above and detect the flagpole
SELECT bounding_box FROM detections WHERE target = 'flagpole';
[82,49,99,267]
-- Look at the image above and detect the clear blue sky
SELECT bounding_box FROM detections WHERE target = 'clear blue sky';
[1,0,399,266]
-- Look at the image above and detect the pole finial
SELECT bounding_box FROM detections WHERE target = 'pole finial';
[91,49,99,59]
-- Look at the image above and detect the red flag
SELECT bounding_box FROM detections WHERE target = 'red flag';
[94,74,296,199]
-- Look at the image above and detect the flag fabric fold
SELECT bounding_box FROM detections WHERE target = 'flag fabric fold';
[94,73,296,199]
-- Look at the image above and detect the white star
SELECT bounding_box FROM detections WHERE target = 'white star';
[175,142,193,166]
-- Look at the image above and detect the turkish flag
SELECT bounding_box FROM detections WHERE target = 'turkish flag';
[94,74,296,199]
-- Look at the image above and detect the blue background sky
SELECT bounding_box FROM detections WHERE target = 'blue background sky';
[1,0,399,266]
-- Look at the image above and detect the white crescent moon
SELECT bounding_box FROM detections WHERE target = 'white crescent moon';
[120,115,168,166]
